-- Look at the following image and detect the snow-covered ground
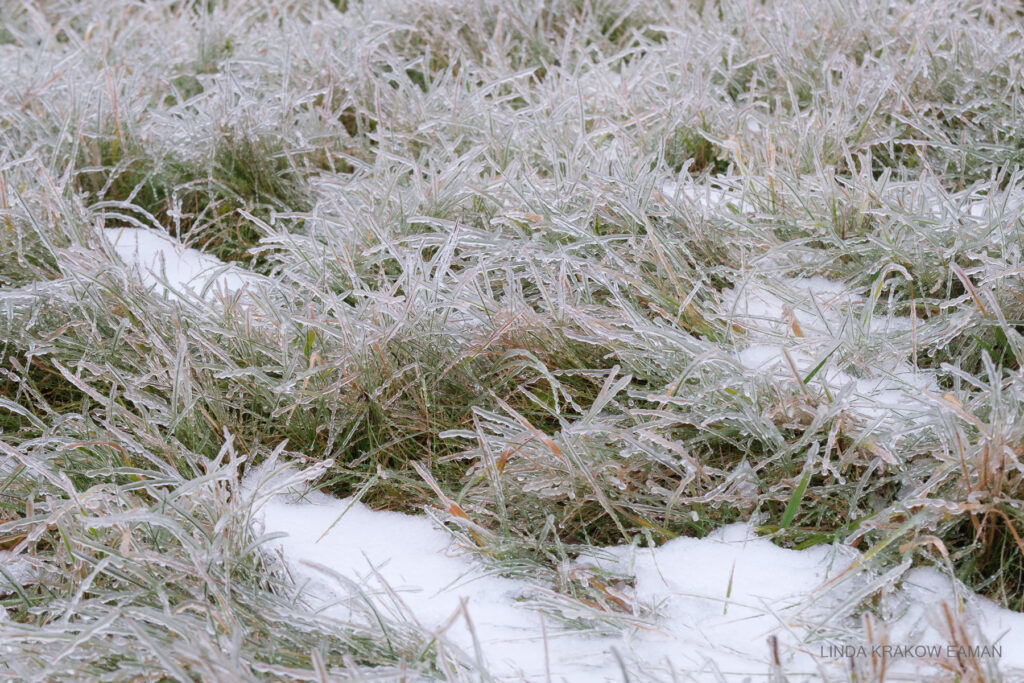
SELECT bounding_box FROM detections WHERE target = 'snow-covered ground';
[246,463,1024,682]
[720,273,936,431]
[104,228,256,301]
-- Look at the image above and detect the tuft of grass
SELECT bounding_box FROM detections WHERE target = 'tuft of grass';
[74,129,312,268]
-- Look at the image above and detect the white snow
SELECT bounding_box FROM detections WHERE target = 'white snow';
[254,488,619,681]
[103,228,255,301]
[722,275,936,431]
[247,467,1024,681]
[579,523,862,679]
[660,181,756,214]
[889,567,1024,672]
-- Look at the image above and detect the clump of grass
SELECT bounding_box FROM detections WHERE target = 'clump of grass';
[74,128,312,267]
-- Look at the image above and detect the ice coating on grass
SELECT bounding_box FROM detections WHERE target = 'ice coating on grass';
[903,185,1024,224]
[251,482,1024,680]
[104,228,254,301]
[0,552,37,593]
[0,552,47,622]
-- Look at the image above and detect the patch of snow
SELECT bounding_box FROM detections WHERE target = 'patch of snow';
[723,276,853,338]
[581,523,862,679]
[255,490,619,681]
[886,184,1024,225]
[103,228,255,301]
[251,475,1024,680]
[888,567,1024,672]
[723,276,936,431]
[738,342,792,372]
[821,365,935,423]
[660,181,756,214]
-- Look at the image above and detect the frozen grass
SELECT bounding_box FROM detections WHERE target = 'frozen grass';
[1,0,1023,679]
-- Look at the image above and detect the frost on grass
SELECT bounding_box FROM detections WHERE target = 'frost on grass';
[1,0,1024,680]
